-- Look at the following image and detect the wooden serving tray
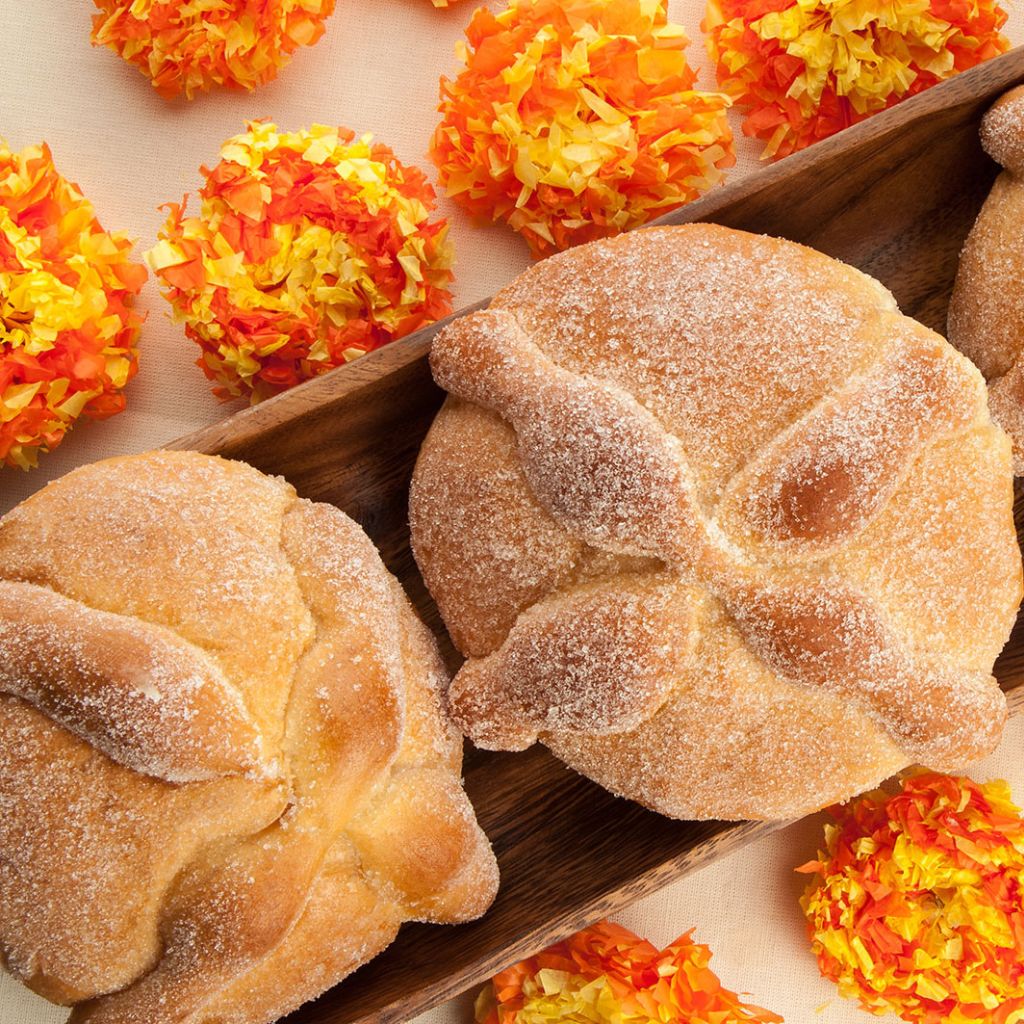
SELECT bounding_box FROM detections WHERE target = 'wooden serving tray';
[171,47,1024,1024]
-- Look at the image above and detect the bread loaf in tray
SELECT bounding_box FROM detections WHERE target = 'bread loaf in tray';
[0,450,497,1024]
[411,224,1022,822]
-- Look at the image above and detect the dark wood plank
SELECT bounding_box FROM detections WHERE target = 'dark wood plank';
[166,47,1024,1024]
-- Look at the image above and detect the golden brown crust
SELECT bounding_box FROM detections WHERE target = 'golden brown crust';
[949,85,1024,473]
[0,450,497,1024]
[411,224,1021,821]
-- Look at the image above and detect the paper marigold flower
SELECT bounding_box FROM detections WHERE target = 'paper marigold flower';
[90,0,336,100]
[705,0,1010,160]
[798,772,1024,1023]
[147,122,454,403]
[476,920,782,1024]
[0,141,146,470]
[431,0,734,258]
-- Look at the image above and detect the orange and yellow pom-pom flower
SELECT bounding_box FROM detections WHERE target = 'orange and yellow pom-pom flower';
[477,920,782,1024]
[798,772,1024,1023]
[147,122,454,403]
[431,0,735,258]
[0,141,146,470]
[90,0,336,100]
[705,0,1010,160]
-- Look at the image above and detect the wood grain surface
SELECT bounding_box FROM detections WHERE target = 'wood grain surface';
[169,47,1024,1024]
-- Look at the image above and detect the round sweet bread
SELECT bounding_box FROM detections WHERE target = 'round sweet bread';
[949,85,1024,474]
[0,451,497,1024]
[410,224,1022,822]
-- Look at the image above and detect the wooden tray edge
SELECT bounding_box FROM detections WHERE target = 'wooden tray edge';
[171,48,1024,460]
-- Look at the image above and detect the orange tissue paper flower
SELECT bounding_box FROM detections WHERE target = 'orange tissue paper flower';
[705,0,1010,161]
[798,771,1024,1024]
[476,920,782,1024]
[431,0,735,258]
[147,122,455,403]
[90,0,337,100]
[0,141,146,470]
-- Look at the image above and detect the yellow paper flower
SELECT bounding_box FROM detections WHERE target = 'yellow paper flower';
[478,920,782,1024]
[148,122,454,402]
[0,141,146,470]
[431,0,734,258]
[798,772,1024,1023]
[705,0,1010,159]
[90,0,337,100]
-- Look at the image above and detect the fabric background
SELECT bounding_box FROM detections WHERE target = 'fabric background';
[0,1,1022,1022]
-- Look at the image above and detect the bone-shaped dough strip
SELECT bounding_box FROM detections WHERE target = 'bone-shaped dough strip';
[279,499,405,831]
[0,580,266,783]
[431,309,711,564]
[727,578,1006,768]
[722,328,982,554]
[448,574,705,749]
[70,836,323,1024]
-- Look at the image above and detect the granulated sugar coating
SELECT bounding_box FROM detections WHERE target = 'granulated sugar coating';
[411,223,1022,822]
[949,85,1024,475]
[0,451,497,1024]
[981,85,1024,176]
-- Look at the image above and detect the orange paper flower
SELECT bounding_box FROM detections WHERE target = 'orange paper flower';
[477,920,782,1024]
[0,141,146,470]
[90,0,336,100]
[798,772,1024,1023]
[705,0,1010,160]
[431,0,734,258]
[148,122,454,403]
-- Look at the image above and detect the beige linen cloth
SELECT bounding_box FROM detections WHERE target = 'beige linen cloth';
[0,2,1022,1022]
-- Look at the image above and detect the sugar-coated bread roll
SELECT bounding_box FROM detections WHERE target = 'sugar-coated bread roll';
[949,85,1024,474]
[410,224,1022,822]
[0,451,497,1024]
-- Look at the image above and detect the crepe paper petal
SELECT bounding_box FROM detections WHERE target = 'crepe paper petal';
[476,919,783,1024]
[147,122,455,403]
[430,0,735,259]
[705,0,1010,161]
[90,0,337,100]
[0,141,146,471]
[799,771,1024,1023]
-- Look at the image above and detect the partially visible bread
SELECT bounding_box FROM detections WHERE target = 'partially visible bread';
[949,85,1024,473]
[411,224,1022,821]
[0,451,497,1024]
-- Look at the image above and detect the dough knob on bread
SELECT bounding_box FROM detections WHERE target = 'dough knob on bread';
[413,224,1021,821]
[0,450,497,1024]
